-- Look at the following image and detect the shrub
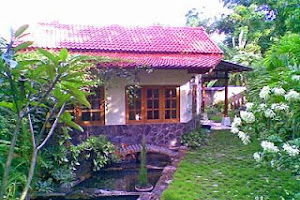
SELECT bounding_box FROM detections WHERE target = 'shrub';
[70,135,119,171]
[232,86,300,175]
[181,129,209,149]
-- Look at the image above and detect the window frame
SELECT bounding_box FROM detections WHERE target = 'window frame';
[67,87,105,126]
[125,85,180,124]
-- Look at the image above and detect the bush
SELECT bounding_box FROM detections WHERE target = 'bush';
[181,129,209,149]
[70,135,119,171]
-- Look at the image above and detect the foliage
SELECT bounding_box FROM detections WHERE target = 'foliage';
[162,131,299,200]
[221,0,299,49]
[51,168,75,187]
[36,179,54,193]
[0,25,99,199]
[138,134,148,187]
[70,135,118,172]
[181,129,209,149]
[231,86,300,175]
[0,113,31,200]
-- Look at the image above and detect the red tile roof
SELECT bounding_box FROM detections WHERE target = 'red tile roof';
[83,52,222,70]
[21,22,223,70]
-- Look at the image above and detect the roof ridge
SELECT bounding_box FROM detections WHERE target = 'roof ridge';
[36,21,206,30]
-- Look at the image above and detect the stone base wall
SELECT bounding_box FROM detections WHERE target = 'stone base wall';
[70,116,201,147]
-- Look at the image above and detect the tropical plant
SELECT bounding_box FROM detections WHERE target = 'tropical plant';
[0,25,97,199]
[70,135,118,172]
[181,129,209,149]
[137,134,148,188]
[231,86,300,175]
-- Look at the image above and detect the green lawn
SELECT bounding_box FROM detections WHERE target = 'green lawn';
[161,131,299,200]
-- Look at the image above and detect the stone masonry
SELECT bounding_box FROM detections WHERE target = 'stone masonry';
[70,116,201,148]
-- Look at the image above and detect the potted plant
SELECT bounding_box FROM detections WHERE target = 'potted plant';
[135,135,153,192]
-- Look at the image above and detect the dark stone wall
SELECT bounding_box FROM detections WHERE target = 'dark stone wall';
[70,115,201,148]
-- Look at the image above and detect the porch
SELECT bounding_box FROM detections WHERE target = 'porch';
[201,60,252,127]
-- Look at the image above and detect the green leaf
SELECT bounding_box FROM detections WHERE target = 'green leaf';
[65,87,90,108]
[31,64,47,78]
[0,101,14,109]
[29,101,48,108]
[53,88,72,107]
[14,41,33,52]
[45,65,56,80]
[18,59,41,67]
[59,48,68,61]
[38,48,59,65]
[66,120,84,132]
[14,25,29,38]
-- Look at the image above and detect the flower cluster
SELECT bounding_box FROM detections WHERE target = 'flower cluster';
[283,143,299,157]
[285,90,300,101]
[259,103,267,110]
[261,141,279,153]
[245,102,254,111]
[253,152,262,162]
[272,87,285,96]
[264,108,276,118]
[231,117,241,134]
[231,117,241,127]
[259,86,271,100]
[291,75,300,81]
[240,111,255,123]
[271,103,289,111]
[238,131,250,145]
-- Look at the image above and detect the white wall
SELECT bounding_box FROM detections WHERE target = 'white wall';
[105,69,198,125]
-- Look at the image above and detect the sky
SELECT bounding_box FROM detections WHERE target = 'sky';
[0,0,229,39]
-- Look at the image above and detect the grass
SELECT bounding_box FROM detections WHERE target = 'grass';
[161,131,299,200]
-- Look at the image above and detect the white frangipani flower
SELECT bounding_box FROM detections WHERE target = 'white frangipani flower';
[253,152,262,162]
[259,103,267,110]
[285,90,300,101]
[264,108,276,118]
[291,75,300,81]
[245,102,254,111]
[231,116,242,128]
[261,141,279,153]
[240,111,255,123]
[283,143,299,157]
[271,103,289,111]
[230,127,239,134]
[238,131,250,145]
[272,87,285,96]
[259,86,271,100]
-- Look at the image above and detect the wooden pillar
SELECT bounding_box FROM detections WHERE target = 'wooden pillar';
[201,83,206,112]
[224,72,229,117]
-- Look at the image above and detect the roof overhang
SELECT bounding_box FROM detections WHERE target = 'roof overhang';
[214,60,252,72]
[75,51,223,72]
[200,60,252,82]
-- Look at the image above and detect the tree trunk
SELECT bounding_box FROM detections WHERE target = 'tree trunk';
[19,149,38,200]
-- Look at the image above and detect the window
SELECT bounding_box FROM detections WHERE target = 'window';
[68,87,105,126]
[192,85,197,116]
[126,86,180,124]
[164,88,178,120]
[146,88,160,120]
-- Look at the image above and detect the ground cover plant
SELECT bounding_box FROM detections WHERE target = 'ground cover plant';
[181,129,209,149]
[162,131,299,200]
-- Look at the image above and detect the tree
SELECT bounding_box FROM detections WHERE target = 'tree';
[0,25,94,199]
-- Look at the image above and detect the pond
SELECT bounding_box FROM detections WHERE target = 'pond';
[75,153,170,192]
[34,153,171,200]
